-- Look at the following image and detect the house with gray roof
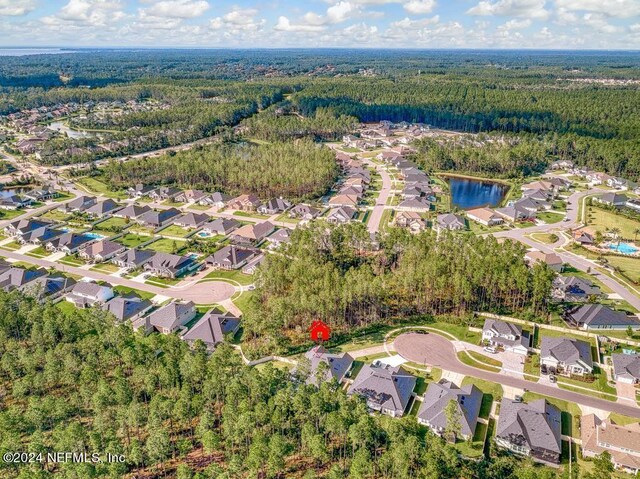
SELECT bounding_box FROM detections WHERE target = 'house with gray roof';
[612,353,640,384]
[144,301,196,334]
[0,267,46,292]
[495,204,536,222]
[79,239,126,263]
[65,282,114,308]
[25,187,58,202]
[137,208,181,228]
[347,362,416,417]
[327,206,357,224]
[112,204,151,219]
[594,192,628,207]
[552,276,602,302]
[112,248,155,270]
[5,218,52,238]
[59,195,97,213]
[181,310,240,351]
[258,197,292,215]
[20,274,75,300]
[289,204,320,221]
[102,295,153,323]
[566,304,640,331]
[435,213,466,232]
[266,228,291,249]
[206,245,256,270]
[127,184,155,198]
[46,232,97,254]
[143,252,198,279]
[85,199,123,218]
[482,318,529,355]
[201,218,240,236]
[172,212,210,229]
[295,345,354,387]
[148,186,182,201]
[21,226,65,245]
[496,399,561,464]
[417,380,483,440]
[230,221,275,245]
[197,192,231,207]
[397,197,431,212]
[540,336,593,376]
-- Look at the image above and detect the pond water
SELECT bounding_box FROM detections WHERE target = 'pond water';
[447,176,508,209]
[47,121,93,140]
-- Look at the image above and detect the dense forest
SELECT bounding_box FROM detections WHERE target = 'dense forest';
[0,290,591,479]
[242,224,555,356]
[105,139,338,200]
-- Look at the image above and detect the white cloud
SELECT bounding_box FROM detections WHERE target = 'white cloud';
[143,0,210,19]
[42,0,126,27]
[582,13,624,33]
[404,0,436,14]
[303,2,359,26]
[467,0,549,19]
[554,0,640,19]
[0,0,35,16]
[210,8,265,32]
[274,16,326,32]
[498,18,532,30]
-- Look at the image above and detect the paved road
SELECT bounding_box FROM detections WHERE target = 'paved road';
[363,159,393,234]
[0,248,236,304]
[491,187,640,310]
[394,331,640,418]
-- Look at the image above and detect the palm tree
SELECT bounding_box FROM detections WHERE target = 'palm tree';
[633,227,640,242]
[610,227,622,248]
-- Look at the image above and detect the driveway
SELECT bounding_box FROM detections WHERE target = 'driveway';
[393,331,640,418]
[453,340,525,378]
[616,382,638,404]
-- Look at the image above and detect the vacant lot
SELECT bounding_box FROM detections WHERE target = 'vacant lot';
[115,233,149,248]
[144,238,187,254]
[586,206,640,240]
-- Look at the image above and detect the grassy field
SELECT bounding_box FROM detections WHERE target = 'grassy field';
[40,209,71,222]
[25,246,50,258]
[523,353,541,381]
[96,216,130,230]
[529,233,559,244]
[586,206,640,240]
[203,269,254,286]
[0,209,27,220]
[144,238,188,254]
[556,365,617,401]
[145,276,180,287]
[55,300,77,315]
[76,177,127,199]
[113,285,156,301]
[160,224,192,238]
[90,263,120,274]
[233,211,271,220]
[536,211,564,224]
[115,233,149,248]
[457,351,502,373]
[58,255,86,266]
[0,241,22,251]
[233,290,256,314]
[425,322,481,343]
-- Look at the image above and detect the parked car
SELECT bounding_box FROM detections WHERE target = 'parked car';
[549,375,557,383]
[483,346,497,354]
[514,395,523,403]
[541,364,548,375]
[413,330,428,335]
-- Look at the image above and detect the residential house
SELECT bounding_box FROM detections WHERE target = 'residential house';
[102,295,153,323]
[289,204,321,221]
[525,250,564,272]
[148,186,182,202]
[230,221,275,245]
[0,194,32,210]
[347,363,416,417]
[587,172,614,186]
[181,310,241,351]
[540,336,593,376]
[574,230,595,245]
[20,226,65,245]
[495,204,536,222]
[327,207,357,224]
[466,207,504,227]
[242,253,265,275]
[137,208,182,228]
[435,213,466,232]
[612,353,640,384]
[59,195,97,213]
[257,198,292,215]
[266,228,291,249]
[201,218,240,236]
[79,239,126,263]
[294,345,354,386]
[394,211,426,232]
[172,212,210,229]
[206,245,256,270]
[65,282,114,308]
[145,301,196,334]
[397,197,431,212]
[20,274,75,300]
[0,267,46,292]
[112,204,151,220]
[127,184,156,198]
[112,248,155,270]
[550,160,574,170]
[552,276,602,302]
[594,192,628,207]
[174,189,208,203]
[626,198,640,211]
[143,252,198,279]
[417,380,483,440]
[495,399,561,464]
[482,318,529,355]
[197,192,231,208]
[227,194,262,212]
[25,188,58,202]
[46,232,96,254]
[566,304,640,331]
[5,218,52,239]
[581,414,640,475]
[85,199,123,218]
[328,194,359,207]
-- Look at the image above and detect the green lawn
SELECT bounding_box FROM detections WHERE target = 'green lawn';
[145,276,180,287]
[40,209,71,222]
[160,224,192,238]
[536,211,565,224]
[144,238,188,254]
[52,191,76,203]
[115,233,149,248]
[275,212,300,224]
[76,177,128,199]
[529,233,559,244]
[556,365,617,401]
[25,246,50,258]
[586,206,640,241]
[460,377,501,416]
[603,255,640,284]
[187,204,212,211]
[454,422,488,459]
[203,269,254,286]
[0,209,27,220]
[90,263,120,274]
[58,255,86,266]
[457,351,502,373]
[95,216,130,230]
[523,353,541,382]
[233,290,255,315]
[0,240,22,251]
[112,285,155,301]
[128,225,156,236]
[233,211,271,220]
[424,322,482,343]
[55,300,77,315]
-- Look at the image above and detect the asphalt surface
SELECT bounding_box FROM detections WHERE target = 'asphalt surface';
[394,331,640,418]
[363,159,393,234]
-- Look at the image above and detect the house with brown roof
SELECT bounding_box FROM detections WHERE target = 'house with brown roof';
[525,250,564,272]
[227,194,262,212]
[581,414,640,475]
[79,239,126,263]
[230,221,275,246]
[466,207,504,227]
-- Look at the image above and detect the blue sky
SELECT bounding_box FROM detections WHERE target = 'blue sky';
[0,0,639,49]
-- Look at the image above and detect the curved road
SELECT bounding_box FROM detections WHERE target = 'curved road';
[394,331,640,418]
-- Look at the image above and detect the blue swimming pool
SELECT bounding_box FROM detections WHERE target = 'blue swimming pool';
[83,232,104,240]
[197,232,209,238]
[607,242,639,255]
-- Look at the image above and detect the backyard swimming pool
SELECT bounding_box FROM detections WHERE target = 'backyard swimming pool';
[83,232,105,240]
[607,242,639,255]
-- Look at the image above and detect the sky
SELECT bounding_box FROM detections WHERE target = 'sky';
[0,0,639,49]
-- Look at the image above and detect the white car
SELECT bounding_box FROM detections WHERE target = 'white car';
[483,346,497,354]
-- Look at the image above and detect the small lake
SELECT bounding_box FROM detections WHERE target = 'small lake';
[446,176,508,209]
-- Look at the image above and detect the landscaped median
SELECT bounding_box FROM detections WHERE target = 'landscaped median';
[456,350,502,373]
